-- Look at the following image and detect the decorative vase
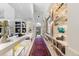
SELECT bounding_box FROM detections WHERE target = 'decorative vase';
[57,26,65,33]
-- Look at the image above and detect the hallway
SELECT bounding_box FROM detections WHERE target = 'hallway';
[29,35,51,56]
[0,3,79,56]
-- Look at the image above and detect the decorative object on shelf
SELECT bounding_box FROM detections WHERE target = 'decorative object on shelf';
[57,26,65,33]
[22,22,26,28]
[57,42,65,54]
[58,16,67,24]
[54,19,59,26]
[54,16,67,26]
[56,35,64,41]
[15,28,21,33]
[22,28,26,33]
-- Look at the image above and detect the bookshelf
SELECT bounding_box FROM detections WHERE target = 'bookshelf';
[15,19,26,37]
[50,3,68,55]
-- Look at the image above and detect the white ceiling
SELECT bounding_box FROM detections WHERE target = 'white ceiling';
[9,3,52,21]
[9,3,33,20]
[34,3,51,13]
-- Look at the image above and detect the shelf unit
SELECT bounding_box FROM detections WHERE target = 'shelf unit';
[50,3,68,55]
[0,19,9,38]
[15,19,26,36]
[0,22,3,38]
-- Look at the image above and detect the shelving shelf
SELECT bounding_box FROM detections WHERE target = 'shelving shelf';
[45,33,67,55]
[45,33,67,47]
[49,3,68,55]
[15,19,26,37]
[53,45,65,56]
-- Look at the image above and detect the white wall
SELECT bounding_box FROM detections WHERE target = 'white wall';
[9,3,33,20]
[0,3,15,20]
[67,3,79,53]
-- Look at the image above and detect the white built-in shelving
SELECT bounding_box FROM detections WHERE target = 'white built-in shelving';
[15,18,26,36]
